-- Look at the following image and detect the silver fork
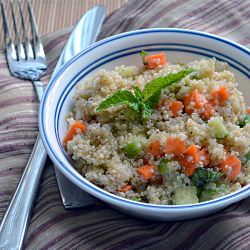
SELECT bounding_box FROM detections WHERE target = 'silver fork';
[0,1,47,249]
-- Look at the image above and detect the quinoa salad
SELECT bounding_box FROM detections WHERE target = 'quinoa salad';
[63,52,250,205]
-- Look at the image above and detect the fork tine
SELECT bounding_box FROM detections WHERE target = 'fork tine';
[17,0,27,38]
[10,0,25,60]
[18,0,34,59]
[1,0,17,60]
[27,0,45,60]
[1,0,11,43]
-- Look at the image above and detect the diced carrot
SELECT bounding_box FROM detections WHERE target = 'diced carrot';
[190,90,207,109]
[148,140,161,157]
[170,100,184,117]
[199,148,210,167]
[183,145,200,165]
[247,107,250,115]
[119,184,133,192]
[219,155,241,180]
[178,155,196,176]
[63,121,87,145]
[184,93,193,114]
[178,145,200,176]
[210,86,229,105]
[201,102,214,121]
[163,136,186,156]
[182,162,196,176]
[144,53,167,69]
[137,164,156,180]
[184,90,207,115]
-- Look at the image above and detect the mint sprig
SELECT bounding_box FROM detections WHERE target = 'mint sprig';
[96,89,140,112]
[96,69,194,118]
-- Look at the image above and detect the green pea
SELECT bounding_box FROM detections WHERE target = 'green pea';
[158,158,169,175]
[124,141,141,158]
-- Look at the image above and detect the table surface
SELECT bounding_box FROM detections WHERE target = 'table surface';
[1,0,250,249]
[0,0,127,49]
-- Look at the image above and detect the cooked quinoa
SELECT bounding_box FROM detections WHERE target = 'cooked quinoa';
[64,55,250,205]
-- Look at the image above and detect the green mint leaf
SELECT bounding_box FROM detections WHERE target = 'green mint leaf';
[142,102,153,118]
[142,91,161,118]
[96,89,140,112]
[144,90,161,108]
[131,86,144,102]
[142,69,194,101]
[131,86,144,114]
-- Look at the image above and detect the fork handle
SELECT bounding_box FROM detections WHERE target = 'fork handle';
[0,135,47,250]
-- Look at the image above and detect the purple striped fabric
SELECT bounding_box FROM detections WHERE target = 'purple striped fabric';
[0,0,250,249]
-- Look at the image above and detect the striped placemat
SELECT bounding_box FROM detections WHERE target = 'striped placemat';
[1,0,250,249]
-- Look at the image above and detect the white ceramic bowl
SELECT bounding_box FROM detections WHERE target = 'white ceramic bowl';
[39,28,250,221]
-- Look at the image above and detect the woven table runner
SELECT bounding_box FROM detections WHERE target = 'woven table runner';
[1,0,250,249]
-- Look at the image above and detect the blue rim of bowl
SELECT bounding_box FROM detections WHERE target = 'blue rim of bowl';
[40,28,250,209]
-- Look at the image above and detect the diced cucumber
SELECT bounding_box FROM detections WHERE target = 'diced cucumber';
[124,141,141,158]
[116,66,137,78]
[174,186,199,205]
[199,189,217,202]
[238,114,250,128]
[158,158,169,175]
[208,117,229,139]
[244,151,250,164]
[199,184,230,202]
[131,197,141,202]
